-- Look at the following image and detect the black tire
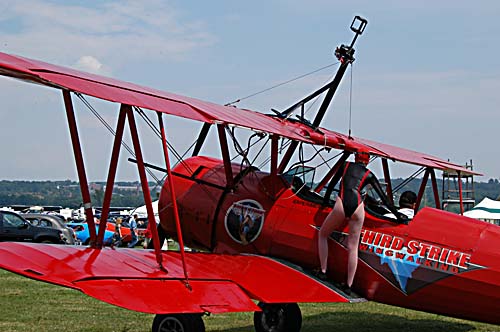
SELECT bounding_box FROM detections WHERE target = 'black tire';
[152,313,205,332]
[254,302,302,332]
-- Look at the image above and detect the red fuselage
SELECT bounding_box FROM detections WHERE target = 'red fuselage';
[159,156,500,325]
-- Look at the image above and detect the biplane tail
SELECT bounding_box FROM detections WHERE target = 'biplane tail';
[0,242,351,314]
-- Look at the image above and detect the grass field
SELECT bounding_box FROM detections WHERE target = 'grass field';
[0,269,498,332]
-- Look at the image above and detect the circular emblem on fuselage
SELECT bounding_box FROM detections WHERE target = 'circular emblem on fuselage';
[224,199,265,245]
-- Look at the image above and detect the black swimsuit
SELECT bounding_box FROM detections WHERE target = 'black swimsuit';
[339,161,395,218]
[339,162,371,217]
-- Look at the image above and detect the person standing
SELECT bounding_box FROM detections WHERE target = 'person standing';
[112,217,123,247]
[142,222,152,249]
[317,150,406,293]
[128,214,139,248]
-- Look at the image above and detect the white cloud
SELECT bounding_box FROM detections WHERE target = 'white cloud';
[0,0,216,70]
[75,55,107,74]
[0,0,220,180]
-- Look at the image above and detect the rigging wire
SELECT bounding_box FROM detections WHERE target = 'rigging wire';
[310,144,337,169]
[249,138,270,167]
[133,107,221,204]
[348,63,353,138]
[133,107,187,168]
[74,93,161,184]
[392,166,426,193]
[76,95,221,204]
[256,82,327,171]
[76,57,350,193]
[227,127,251,168]
[228,129,267,163]
[225,61,339,106]
[289,145,330,171]
[258,138,289,169]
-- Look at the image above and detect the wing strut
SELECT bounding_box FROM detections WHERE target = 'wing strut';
[381,158,394,204]
[157,112,190,282]
[63,90,97,245]
[415,168,431,212]
[192,123,212,157]
[96,105,127,247]
[127,107,164,268]
[270,135,279,176]
[217,124,234,188]
[457,171,464,215]
[430,168,441,209]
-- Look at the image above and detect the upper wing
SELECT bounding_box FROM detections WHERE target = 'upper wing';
[317,129,480,175]
[0,52,311,143]
[0,242,349,314]
[0,51,476,175]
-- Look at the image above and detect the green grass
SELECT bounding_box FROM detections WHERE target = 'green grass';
[0,269,498,332]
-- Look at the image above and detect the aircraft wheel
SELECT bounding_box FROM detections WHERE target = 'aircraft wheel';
[254,302,302,332]
[152,313,205,332]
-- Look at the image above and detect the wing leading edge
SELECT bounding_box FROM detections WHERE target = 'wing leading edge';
[0,51,476,175]
[0,242,349,314]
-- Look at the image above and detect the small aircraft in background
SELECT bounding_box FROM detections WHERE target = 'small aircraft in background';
[0,16,498,332]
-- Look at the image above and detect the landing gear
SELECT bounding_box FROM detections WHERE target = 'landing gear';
[152,313,205,332]
[253,302,302,332]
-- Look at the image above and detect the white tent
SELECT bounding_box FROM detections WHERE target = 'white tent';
[464,197,500,225]
[131,200,160,224]
[130,200,170,250]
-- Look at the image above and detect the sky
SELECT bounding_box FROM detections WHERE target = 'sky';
[0,0,499,183]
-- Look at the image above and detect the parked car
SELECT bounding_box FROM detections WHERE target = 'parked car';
[66,222,114,246]
[104,221,131,244]
[0,210,66,244]
[22,213,76,245]
[107,217,150,246]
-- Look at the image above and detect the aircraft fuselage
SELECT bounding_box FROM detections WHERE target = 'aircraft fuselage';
[159,156,500,325]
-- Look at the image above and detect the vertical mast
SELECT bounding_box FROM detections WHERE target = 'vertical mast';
[278,16,367,172]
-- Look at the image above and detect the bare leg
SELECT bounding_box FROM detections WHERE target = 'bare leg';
[346,202,365,287]
[318,197,346,273]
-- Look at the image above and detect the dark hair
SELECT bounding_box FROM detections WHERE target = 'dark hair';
[399,191,417,208]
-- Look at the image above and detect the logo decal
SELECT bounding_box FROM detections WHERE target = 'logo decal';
[225,200,265,245]
[316,226,486,295]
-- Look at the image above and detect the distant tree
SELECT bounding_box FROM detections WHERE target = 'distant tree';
[92,189,104,206]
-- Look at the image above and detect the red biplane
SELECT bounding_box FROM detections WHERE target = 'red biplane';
[0,17,498,332]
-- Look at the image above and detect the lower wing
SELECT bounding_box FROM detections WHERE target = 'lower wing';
[0,242,351,314]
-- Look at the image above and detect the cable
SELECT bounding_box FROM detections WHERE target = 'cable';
[75,93,161,184]
[393,167,426,193]
[134,107,220,204]
[225,61,339,106]
[134,107,186,168]
[348,63,353,138]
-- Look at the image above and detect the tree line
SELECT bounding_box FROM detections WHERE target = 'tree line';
[0,178,498,210]
[0,180,159,208]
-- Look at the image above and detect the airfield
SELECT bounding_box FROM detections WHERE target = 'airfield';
[1,5,500,331]
[1,269,498,332]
